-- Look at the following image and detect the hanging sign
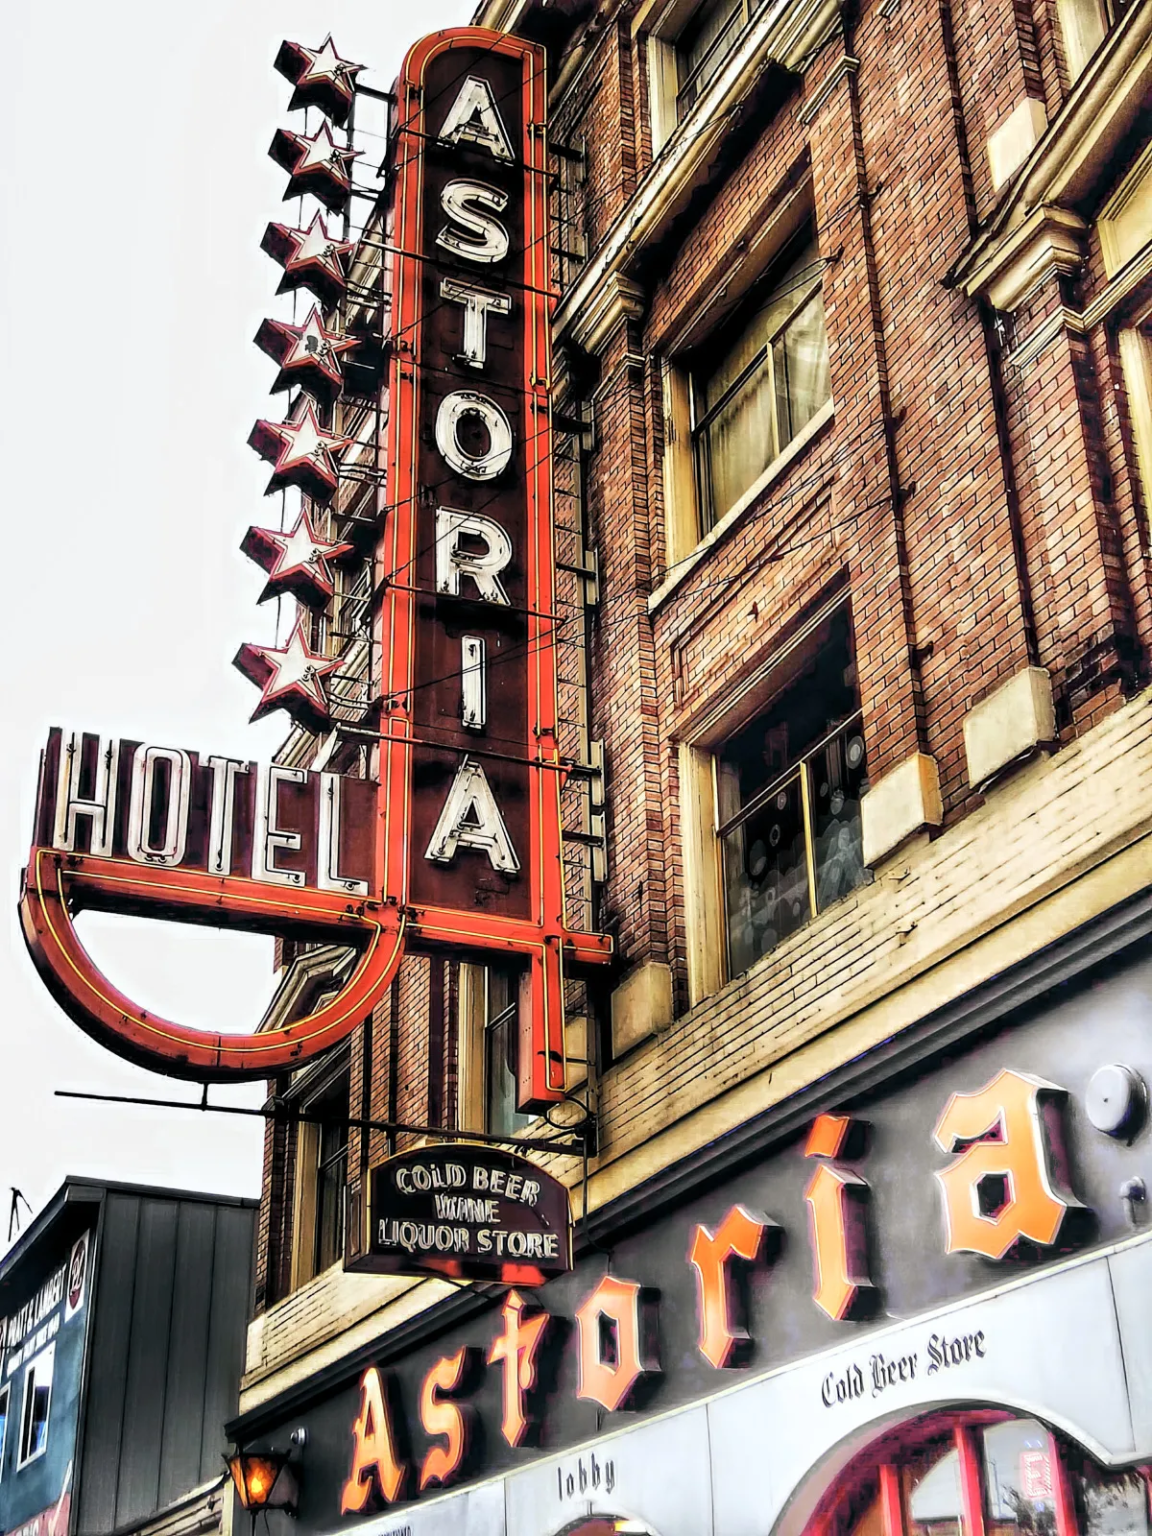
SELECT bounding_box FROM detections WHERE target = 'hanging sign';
[352,1145,572,1285]
[18,28,611,1094]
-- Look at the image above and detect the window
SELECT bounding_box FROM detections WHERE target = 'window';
[715,604,866,977]
[17,1346,53,1468]
[1119,315,1152,526]
[676,0,753,117]
[0,1384,9,1479]
[313,1084,350,1276]
[1058,0,1110,80]
[484,969,533,1139]
[290,1066,350,1289]
[808,1412,1152,1536]
[691,231,830,530]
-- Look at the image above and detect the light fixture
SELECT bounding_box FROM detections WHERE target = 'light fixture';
[226,1449,298,1515]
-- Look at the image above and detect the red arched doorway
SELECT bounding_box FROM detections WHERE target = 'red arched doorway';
[804,1412,1150,1536]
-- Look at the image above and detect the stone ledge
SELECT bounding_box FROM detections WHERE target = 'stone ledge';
[964,666,1056,789]
[860,752,943,868]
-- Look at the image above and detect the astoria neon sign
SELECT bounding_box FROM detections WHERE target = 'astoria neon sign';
[19,29,611,1096]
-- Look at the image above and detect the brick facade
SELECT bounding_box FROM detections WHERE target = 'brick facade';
[247,0,1152,1364]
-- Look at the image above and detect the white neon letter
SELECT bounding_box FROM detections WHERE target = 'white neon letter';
[435,508,513,605]
[437,181,510,265]
[53,733,119,857]
[317,772,369,895]
[425,757,520,874]
[252,764,307,887]
[206,756,249,877]
[126,744,191,868]
[439,280,512,370]
[437,75,515,163]
[436,390,513,481]
[462,636,487,731]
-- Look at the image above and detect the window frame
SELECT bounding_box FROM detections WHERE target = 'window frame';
[678,590,863,1003]
[288,1055,352,1292]
[689,234,828,533]
[656,192,831,581]
[1057,0,1112,82]
[644,0,767,150]
[0,1381,9,1481]
[16,1344,54,1471]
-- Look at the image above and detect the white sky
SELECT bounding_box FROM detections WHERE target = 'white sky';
[0,0,476,1250]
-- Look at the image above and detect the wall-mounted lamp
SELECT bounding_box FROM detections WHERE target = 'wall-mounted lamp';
[226,1449,298,1516]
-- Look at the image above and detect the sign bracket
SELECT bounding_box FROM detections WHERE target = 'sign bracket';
[53,1089,589,1157]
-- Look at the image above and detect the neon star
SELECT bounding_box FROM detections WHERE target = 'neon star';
[241,508,354,608]
[261,213,354,302]
[269,121,361,212]
[255,306,358,400]
[275,35,364,124]
[233,613,342,727]
[248,398,352,503]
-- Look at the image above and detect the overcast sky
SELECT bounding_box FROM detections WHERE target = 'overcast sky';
[0,0,475,1250]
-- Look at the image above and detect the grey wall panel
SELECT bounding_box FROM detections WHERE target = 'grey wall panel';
[199,1205,255,1483]
[158,1201,218,1508]
[116,1199,179,1527]
[77,1194,140,1536]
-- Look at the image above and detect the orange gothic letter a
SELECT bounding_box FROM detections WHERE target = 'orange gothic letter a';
[341,1365,406,1513]
[933,1068,1082,1260]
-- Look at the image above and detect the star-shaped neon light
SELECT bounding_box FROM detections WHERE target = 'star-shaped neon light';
[274,35,364,124]
[269,121,361,213]
[261,213,354,303]
[248,398,352,503]
[241,507,355,608]
[234,613,342,728]
[254,306,359,402]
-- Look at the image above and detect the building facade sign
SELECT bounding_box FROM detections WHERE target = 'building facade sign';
[18,28,610,1094]
[231,951,1152,1530]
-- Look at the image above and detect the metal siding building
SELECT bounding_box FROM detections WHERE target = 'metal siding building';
[0,1180,255,1536]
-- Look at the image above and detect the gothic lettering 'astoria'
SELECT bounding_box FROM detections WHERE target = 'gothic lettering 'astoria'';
[17,28,611,1091]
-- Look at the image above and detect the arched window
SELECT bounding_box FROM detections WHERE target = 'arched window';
[805,1412,1151,1536]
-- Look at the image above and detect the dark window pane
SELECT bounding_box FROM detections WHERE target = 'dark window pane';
[312,1074,350,1275]
[486,971,533,1138]
[722,772,810,975]
[812,725,868,910]
[678,0,745,114]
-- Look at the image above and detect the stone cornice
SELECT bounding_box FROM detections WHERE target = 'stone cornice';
[567,272,647,355]
[948,0,1152,312]
[553,0,841,344]
[957,204,1088,312]
[797,52,859,125]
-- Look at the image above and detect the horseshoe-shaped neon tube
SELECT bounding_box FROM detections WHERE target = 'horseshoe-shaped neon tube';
[20,848,406,1081]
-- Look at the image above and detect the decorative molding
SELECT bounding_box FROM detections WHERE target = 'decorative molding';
[1003,305,1087,370]
[957,204,1088,313]
[860,752,943,868]
[569,274,647,356]
[797,55,860,127]
[1082,238,1152,329]
[964,667,1057,789]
